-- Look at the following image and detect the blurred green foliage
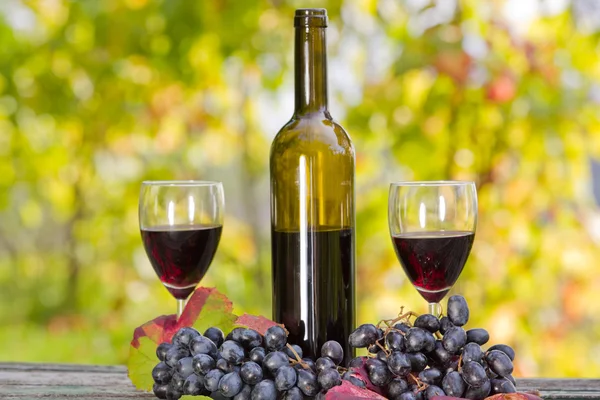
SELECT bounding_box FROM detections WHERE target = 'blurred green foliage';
[1,0,599,377]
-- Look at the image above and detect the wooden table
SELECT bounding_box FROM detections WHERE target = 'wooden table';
[1,363,599,399]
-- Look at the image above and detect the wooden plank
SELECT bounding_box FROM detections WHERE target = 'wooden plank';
[1,363,600,399]
[0,363,151,399]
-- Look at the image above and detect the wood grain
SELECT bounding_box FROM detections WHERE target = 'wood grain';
[0,363,599,399]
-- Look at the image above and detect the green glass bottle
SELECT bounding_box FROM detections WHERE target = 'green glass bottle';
[270,8,355,363]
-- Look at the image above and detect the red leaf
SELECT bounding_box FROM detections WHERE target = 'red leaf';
[131,314,177,348]
[430,393,543,400]
[235,313,285,335]
[348,357,385,396]
[178,287,233,329]
[128,286,236,391]
[325,381,386,400]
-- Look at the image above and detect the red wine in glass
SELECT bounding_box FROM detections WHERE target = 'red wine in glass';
[392,231,474,303]
[141,224,223,300]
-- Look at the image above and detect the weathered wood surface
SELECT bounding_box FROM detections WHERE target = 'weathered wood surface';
[1,363,599,399]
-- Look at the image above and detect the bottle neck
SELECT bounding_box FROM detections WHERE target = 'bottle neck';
[294,26,328,115]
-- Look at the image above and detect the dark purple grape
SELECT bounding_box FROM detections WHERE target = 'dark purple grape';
[190,336,218,358]
[366,358,391,386]
[466,328,489,345]
[393,322,411,333]
[376,350,388,362]
[318,367,342,390]
[249,347,266,364]
[414,314,440,333]
[485,349,514,377]
[316,357,336,373]
[461,342,483,364]
[263,351,289,374]
[430,340,452,365]
[218,372,243,397]
[439,316,454,335]
[193,353,216,375]
[217,357,239,373]
[387,351,411,377]
[386,331,405,352]
[442,326,467,354]
[172,327,200,348]
[491,377,517,394]
[406,352,428,372]
[418,368,442,385]
[152,361,173,384]
[462,361,488,388]
[204,327,225,347]
[264,326,287,351]
[425,385,445,399]
[464,379,491,399]
[387,377,409,399]
[166,386,182,400]
[398,392,417,400]
[227,328,246,343]
[405,327,431,353]
[220,340,245,365]
[240,329,263,350]
[156,343,173,362]
[204,369,225,392]
[169,372,186,393]
[321,340,344,365]
[251,379,277,400]
[165,346,190,368]
[299,358,316,372]
[284,344,304,360]
[153,383,168,399]
[447,295,469,326]
[348,357,365,368]
[349,324,379,348]
[275,365,297,391]
[488,344,515,361]
[297,369,319,396]
[442,370,465,397]
[240,361,263,385]
[233,384,252,400]
[175,357,194,378]
[506,374,516,386]
[368,344,380,354]
[183,374,206,396]
[342,371,366,388]
[282,386,304,400]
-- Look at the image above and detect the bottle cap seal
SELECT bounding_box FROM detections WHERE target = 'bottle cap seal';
[294,8,328,27]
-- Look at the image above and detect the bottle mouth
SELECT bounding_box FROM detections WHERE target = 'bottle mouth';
[294,8,328,27]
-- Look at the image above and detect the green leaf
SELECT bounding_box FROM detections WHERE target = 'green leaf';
[127,336,156,392]
[181,397,212,400]
[127,287,237,391]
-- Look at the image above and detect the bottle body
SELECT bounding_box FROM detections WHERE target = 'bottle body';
[270,9,355,363]
[271,116,355,361]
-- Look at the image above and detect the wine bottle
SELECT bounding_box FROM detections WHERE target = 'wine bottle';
[270,8,355,363]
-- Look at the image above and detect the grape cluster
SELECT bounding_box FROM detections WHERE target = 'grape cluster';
[346,295,517,399]
[151,324,345,400]
[150,295,517,400]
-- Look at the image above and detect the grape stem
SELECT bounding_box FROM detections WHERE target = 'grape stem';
[286,343,310,370]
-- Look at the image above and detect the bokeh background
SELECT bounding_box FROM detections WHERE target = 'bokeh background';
[1,0,600,378]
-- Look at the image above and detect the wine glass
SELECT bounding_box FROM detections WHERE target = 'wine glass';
[388,181,477,316]
[139,181,224,317]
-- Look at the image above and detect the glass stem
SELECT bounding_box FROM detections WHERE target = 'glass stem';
[177,299,185,318]
[428,302,441,317]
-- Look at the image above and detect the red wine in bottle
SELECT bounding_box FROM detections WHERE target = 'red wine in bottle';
[270,9,355,363]
[391,231,475,303]
[141,224,223,299]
